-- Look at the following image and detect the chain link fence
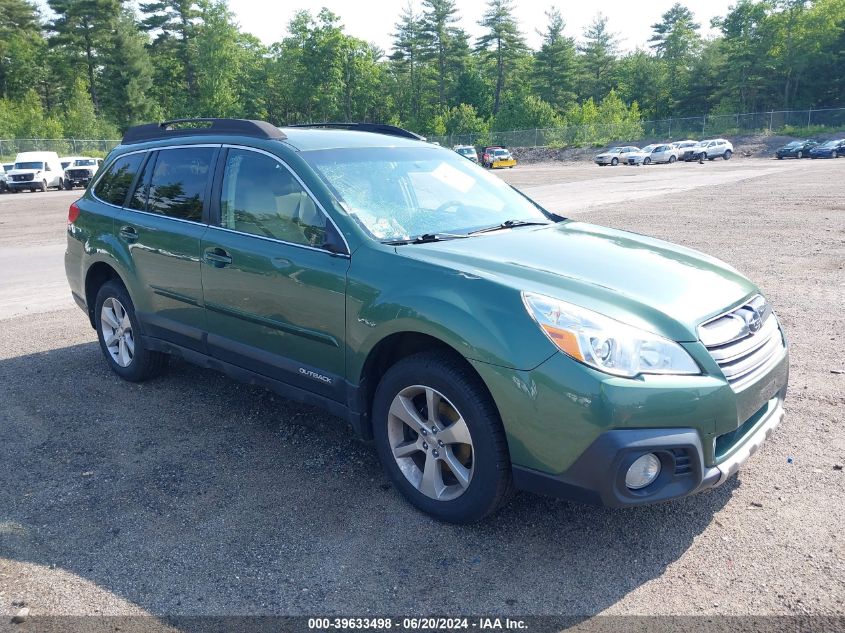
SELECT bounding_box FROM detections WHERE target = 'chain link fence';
[3,107,844,156]
[430,107,845,149]
[0,139,120,160]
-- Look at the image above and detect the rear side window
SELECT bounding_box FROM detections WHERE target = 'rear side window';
[146,147,214,222]
[94,153,145,206]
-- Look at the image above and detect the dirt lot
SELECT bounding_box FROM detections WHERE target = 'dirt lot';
[1,158,843,623]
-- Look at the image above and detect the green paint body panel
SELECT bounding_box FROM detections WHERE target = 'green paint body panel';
[65,127,790,499]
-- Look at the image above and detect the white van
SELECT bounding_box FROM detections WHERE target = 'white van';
[7,151,65,192]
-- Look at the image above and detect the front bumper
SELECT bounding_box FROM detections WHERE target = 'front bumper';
[8,181,36,189]
[471,334,789,508]
[512,390,785,506]
[491,159,516,168]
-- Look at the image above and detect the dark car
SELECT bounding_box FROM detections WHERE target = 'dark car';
[809,139,845,158]
[776,140,818,159]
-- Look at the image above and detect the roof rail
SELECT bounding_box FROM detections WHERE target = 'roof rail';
[284,122,426,141]
[122,118,287,145]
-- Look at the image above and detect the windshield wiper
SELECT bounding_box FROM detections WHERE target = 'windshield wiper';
[384,232,469,245]
[466,219,551,236]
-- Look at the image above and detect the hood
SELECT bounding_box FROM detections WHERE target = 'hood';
[398,221,758,342]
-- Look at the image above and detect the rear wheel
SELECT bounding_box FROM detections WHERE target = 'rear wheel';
[723,150,732,160]
[94,280,167,382]
[373,351,512,523]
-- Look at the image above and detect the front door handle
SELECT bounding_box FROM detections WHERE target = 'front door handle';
[119,225,138,242]
[203,247,233,268]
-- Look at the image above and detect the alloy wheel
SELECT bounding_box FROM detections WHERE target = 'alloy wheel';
[100,297,135,367]
[386,385,474,501]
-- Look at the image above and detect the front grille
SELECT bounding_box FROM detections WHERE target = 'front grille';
[67,169,91,179]
[699,296,785,391]
[13,174,34,182]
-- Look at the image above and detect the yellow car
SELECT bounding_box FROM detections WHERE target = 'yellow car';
[483,147,517,169]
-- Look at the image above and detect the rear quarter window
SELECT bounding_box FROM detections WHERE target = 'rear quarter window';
[94,153,145,206]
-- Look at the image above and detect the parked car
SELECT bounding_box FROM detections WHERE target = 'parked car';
[808,139,845,158]
[685,139,733,161]
[671,140,698,157]
[60,156,87,170]
[487,147,516,169]
[7,151,65,192]
[64,157,102,189]
[453,145,479,163]
[66,118,789,523]
[0,164,8,192]
[775,140,818,159]
[594,146,640,166]
[627,144,678,165]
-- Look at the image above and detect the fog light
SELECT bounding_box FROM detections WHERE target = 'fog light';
[625,453,661,490]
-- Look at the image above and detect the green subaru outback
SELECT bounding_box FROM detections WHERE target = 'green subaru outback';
[65,119,789,523]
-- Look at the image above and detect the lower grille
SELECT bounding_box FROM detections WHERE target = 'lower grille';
[672,448,693,476]
[699,296,785,391]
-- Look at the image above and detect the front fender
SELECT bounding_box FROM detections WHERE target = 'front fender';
[345,245,556,382]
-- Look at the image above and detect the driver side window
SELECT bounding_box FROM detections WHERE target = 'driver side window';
[220,149,327,248]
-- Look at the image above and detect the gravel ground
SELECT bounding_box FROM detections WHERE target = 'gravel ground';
[0,159,843,623]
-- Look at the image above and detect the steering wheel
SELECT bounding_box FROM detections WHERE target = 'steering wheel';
[433,200,463,214]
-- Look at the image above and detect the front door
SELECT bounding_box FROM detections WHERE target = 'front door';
[200,146,350,401]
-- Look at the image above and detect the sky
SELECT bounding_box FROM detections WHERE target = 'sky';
[226,0,738,52]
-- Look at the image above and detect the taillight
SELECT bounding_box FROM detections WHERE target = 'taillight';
[68,202,80,224]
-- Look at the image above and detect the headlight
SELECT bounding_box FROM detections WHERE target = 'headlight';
[521,292,700,378]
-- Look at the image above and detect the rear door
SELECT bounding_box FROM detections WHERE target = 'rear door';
[199,146,350,401]
[111,145,218,352]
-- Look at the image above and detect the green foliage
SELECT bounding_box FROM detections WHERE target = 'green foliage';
[432,103,489,137]
[495,93,561,130]
[532,8,579,112]
[0,0,843,149]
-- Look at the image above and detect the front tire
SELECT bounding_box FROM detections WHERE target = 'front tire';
[668,155,676,164]
[643,157,651,165]
[610,157,618,166]
[372,351,512,523]
[94,280,167,382]
[39,180,47,192]
[796,151,803,159]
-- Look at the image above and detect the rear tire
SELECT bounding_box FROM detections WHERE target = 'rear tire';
[372,351,513,523]
[94,280,168,382]
[723,150,732,160]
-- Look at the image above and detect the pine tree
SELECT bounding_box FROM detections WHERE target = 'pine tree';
[419,0,461,108]
[532,7,578,111]
[47,0,122,111]
[476,0,527,115]
[578,13,619,102]
[99,8,158,126]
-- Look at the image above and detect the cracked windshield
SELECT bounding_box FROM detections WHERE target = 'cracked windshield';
[303,147,547,240]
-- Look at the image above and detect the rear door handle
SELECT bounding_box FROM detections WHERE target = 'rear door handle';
[119,226,138,242]
[203,247,233,267]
